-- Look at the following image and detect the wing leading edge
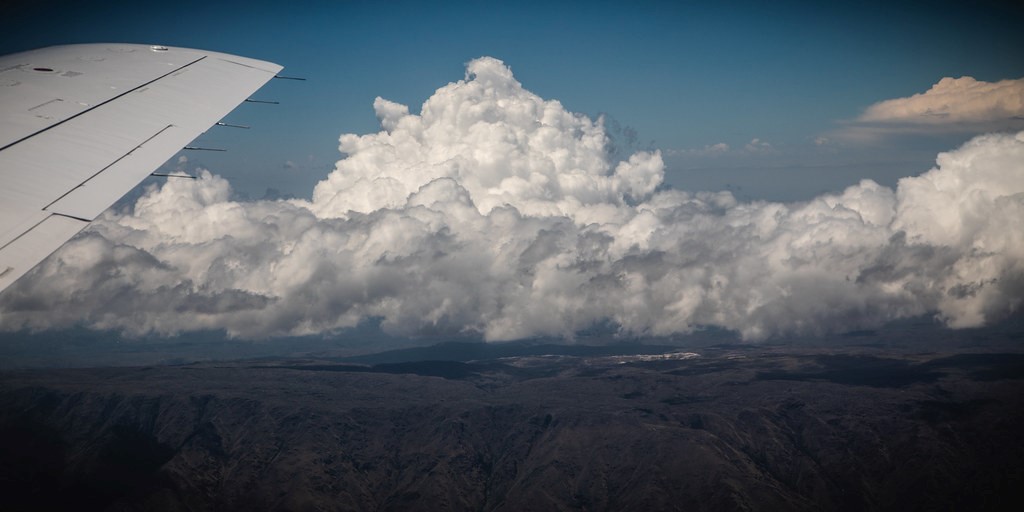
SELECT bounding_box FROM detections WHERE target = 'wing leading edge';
[0,44,283,294]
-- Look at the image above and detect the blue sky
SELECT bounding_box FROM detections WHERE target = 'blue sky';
[2,1,1024,362]
[6,0,1023,201]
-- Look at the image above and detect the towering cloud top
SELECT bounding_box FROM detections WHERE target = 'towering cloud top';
[1,59,1022,343]
[311,57,662,225]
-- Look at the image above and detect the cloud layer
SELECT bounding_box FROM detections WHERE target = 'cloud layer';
[851,76,1024,135]
[1,58,1022,342]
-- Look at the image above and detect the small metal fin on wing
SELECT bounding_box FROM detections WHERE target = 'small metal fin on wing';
[150,172,197,179]
[0,43,283,295]
[216,121,250,129]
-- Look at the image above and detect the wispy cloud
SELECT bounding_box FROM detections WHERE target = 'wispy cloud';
[668,142,730,157]
[668,139,775,158]
[744,138,774,153]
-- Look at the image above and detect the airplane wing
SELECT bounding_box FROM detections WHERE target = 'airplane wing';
[0,44,282,294]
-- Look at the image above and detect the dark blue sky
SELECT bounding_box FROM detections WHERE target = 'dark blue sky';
[5,0,1023,200]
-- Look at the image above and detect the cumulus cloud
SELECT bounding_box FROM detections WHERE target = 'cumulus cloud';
[842,76,1024,138]
[861,77,1024,124]
[1,58,1022,342]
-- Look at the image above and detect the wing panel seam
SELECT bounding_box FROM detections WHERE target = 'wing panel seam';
[0,55,206,153]
[0,213,87,252]
[41,124,175,214]
[0,216,49,252]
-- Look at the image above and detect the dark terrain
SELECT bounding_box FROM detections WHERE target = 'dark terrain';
[1,339,1023,511]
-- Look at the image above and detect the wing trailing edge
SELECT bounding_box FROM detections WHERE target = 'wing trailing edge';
[0,44,283,294]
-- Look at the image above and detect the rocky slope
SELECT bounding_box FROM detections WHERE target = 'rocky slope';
[1,345,1022,511]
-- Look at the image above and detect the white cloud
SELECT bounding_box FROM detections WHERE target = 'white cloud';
[744,138,773,152]
[1,59,1022,342]
[839,77,1024,139]
[860,76,1024,125]
[670,139,776,157]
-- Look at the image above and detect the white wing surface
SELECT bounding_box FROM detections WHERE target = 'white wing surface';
[0,44,282,293]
